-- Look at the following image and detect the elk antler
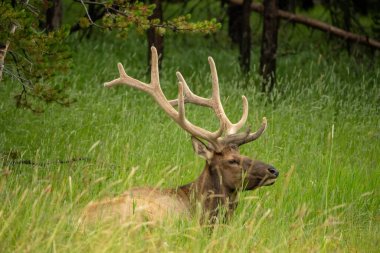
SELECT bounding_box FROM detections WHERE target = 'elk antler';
[104,47,267,150]
[169,57,249,136]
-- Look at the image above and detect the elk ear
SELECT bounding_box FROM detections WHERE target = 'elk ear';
[191,137,214,161]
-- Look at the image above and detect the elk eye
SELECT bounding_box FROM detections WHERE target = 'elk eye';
[228,159,239,165]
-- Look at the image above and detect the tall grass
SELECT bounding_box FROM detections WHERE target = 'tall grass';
[0,32,379,252]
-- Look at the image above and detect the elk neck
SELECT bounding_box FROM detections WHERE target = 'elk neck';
[178,161,238,221]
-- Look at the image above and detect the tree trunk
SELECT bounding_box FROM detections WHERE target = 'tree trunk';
[147,0,164,70]
[260,0,279,92]
[45,0,63,31]
[279,0,295,12]
[239,0,252,73]
[227,3,244,44]
[0,24,17,82]
[300,0,314,10]
[226,0,252,73]
[342,0,352,53]
[229,0,380,50]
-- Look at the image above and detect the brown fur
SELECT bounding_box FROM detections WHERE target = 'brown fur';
[81,188,190,224]
[82,142,278,225]
[95,46,278,225]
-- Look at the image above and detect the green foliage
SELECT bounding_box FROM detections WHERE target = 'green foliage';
[91,1,220,36]
[0,0,220,112]
[101,1,156,32]
[0,0,73,112]
[79,16,91,28]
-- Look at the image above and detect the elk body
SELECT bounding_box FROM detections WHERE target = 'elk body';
[82,47,279,224]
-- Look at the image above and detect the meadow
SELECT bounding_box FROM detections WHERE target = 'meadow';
[0,29,379,252]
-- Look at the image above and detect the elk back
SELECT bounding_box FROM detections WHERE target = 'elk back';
[80,188,190,226]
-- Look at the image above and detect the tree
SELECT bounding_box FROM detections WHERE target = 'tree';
[234,1,380,50]
[260,0,279,92]
[0,0,72,112]
[0,0,221,111]
[225,0,252,73]
[147,0,164,69]
[230,0,380,94]
[0,22,17,82]
[73,0,220,67]
[239,0,252,73]
[45,0,63,31]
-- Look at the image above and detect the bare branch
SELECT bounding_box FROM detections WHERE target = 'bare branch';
[78,0,104,28]
[229,0,380,50]
[0,23,17,82]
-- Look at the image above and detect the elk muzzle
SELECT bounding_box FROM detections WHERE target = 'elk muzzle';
[244,160,279,190]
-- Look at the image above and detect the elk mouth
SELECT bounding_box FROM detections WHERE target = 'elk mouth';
[262,178,277,186]
[243,175,278,190]
[256,175,278,187]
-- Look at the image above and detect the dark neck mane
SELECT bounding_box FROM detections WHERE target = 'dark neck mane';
[179,163,238,222]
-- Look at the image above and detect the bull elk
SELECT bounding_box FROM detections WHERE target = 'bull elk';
[83,47,279,224]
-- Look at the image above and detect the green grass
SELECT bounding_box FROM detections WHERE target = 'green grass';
[0,30,379,252]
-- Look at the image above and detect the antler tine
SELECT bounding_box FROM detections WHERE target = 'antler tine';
[243,117,268,143]
[170,57,249,139]
[169,72,210,107]
[227,96,249,134]
[150,47,160,89]
[208,57,249,135]
[177,82,186,122]
[104,46,224,150]
[177,81,223,148]
[222,117,268,146]
[104,46,266,150]
[104,47,160,92]
[104,62,152,93]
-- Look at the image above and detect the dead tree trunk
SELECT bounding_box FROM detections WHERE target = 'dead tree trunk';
[342,1,352,53]
[260,0,279,92]
[45,0,63,31]
[239,0,252,73]
[227,3,244,44]
[147,0,164,70]
[0,24,17,82]
[226,0,252,73]
[279,0,295,13]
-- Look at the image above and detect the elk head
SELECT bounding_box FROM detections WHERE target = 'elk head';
[191,137,279,193]
[104,47,278,220]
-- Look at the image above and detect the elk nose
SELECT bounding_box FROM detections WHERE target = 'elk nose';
[268,166,279,177]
